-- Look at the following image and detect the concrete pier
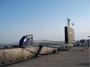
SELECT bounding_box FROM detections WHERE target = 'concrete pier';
[6,47,90,67]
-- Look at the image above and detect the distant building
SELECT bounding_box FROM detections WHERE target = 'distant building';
[64,18,75,44]
[87,39,90,46]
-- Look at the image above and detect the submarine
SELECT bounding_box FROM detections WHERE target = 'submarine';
[0,34,57,66]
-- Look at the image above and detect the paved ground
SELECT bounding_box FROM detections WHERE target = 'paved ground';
[6,47,90,67]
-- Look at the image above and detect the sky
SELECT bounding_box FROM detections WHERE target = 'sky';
[0,0,90,43]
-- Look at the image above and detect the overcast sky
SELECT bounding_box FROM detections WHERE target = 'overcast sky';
[0,0,90,43]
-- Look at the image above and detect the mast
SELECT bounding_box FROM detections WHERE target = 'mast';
[67,18,70,27]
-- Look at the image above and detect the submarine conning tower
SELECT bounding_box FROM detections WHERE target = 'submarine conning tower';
[64,18,75,44]
[19,34,33,47]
